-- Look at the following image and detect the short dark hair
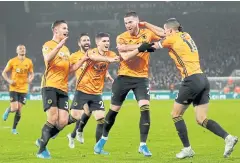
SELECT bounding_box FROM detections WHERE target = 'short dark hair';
[78,33,89,42]
[51,20,67,30]
[95,32,110,40]
[124,11,138,18]
[165,18,183,32]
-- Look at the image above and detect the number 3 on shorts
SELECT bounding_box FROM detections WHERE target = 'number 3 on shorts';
[64,101,69,109]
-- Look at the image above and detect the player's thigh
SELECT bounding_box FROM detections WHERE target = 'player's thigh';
[9,91,18,111]
[46,107,59,124]
[171,101,189,118]
[70,91,89,118]
[18,93,27,106]
[132,78,150,107]
[89,95,105,113]
[194,103,209,124]
[172,84,193,117]
[42,88,58,112]
[111,76,131,107]
[92,110,105,120]
[193,76,210,107]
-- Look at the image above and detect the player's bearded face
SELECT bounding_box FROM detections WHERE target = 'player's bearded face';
[124,16,139,35]
[79,36,91,52]
[16,45,26,56]
[55,23,68,40]
[98,37,110,52]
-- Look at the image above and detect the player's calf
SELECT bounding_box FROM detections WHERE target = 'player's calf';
[12,110,21,133]
[139,105,150,144]
[96,118,105,142]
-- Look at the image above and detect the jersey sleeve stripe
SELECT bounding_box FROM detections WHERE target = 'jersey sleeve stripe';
[170,48,188,78]
[75,60,92,90]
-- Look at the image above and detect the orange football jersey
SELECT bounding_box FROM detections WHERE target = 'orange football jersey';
[5,57,33,93]
[117,28,160,78]
[160,32,202,79]
[76,48,116,94]
[41,40,70,93]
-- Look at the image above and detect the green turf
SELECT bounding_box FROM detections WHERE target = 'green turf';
[0,100,239,163]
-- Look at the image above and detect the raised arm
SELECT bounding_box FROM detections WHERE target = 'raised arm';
[87,51,120,63]
[139,22,165,37]
[43,37,68,63]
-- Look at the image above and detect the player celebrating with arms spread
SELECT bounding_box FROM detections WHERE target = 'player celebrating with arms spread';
[143,18,238,159]
[2,45,34,134]
[94,11,160,157]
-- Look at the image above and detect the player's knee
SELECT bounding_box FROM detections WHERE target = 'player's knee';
[111,104,121,112]
[58,118,68,128]
[94,111,105,120]
[16,110,21,116]
[47,113,58,125]
[196,116,207,125]
[70,110,81,120]
[171,110,180,118]
[68,114,78,125]
[138,100,149,108]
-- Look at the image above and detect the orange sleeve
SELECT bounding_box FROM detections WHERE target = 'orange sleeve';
[4,59,13,72]
[28,60,34,73]
[116,35,126,45]
[70,53,78,65]
[42,42,53,56]
[149,30,161,41]
[159,36,176,48]
[109,51,117,57]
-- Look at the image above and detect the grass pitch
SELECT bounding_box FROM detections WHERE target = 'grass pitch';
[0,100,239,163]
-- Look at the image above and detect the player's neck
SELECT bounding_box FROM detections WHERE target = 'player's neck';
[97,48,105,56]
[131,27,140,36]
[17,55,25,61]
[52,35,61,43]
[80,48,86,53]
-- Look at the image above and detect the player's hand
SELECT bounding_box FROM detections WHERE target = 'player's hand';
[8,80,15,85]
[82,53,89,61]
[107,76,114,83]
[116,44,127,52]
[56,37,68,49]
[138,42,155,52]
[107,56,120,63]
[139,21,147,27]
[27,78,33,84]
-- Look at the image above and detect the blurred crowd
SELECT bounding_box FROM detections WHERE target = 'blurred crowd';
[1,2,240,93]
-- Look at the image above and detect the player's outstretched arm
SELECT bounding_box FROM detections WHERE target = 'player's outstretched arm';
[140,22,165,37]
[2,63,14,85]
[88,52,120,63]
[44,37,68,63]
[120,43,155,61]
[117,44,141,52]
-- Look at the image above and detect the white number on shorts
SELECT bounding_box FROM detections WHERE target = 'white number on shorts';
[64,101,69,109]
[147,87,150,95]
[99,101,104,109]
[23,97,26,104]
